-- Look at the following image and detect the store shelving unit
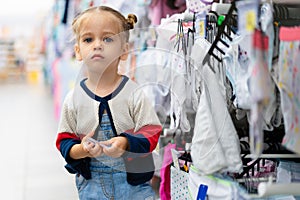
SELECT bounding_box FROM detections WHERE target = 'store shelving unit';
[0,39,25,81]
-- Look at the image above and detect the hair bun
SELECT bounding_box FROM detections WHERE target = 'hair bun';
[126,14,138,29]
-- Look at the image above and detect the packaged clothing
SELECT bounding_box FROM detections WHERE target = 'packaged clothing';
[277,161,300,184]
[273,161,300,200]
[188,166,250,200]
[278,26,300,155]
[171,165,190,200]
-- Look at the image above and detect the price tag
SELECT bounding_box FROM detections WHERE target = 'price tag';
[195,11,206,39]
[198,20,205,37]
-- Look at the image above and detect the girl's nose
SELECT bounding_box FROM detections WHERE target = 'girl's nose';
[93,39,103,50]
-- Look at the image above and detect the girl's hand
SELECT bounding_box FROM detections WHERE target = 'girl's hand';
[82,132,103,158]
[101,136,128,158]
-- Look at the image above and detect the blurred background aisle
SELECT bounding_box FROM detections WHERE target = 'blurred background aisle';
[0,0,153,199]
[0,81,78,199]
[0,0,80,199]
[0,0,186,199]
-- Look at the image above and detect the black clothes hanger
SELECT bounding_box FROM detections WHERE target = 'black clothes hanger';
[206,11,219,43]
[179,150,192,163]
[273,3,300,27]
[236,158,262,179]
[202,2,237,73]
[178,150,192,172]
[62,0,70,24]
[187,13,196,47]
[272,3,300,63]
[174,19,187,54]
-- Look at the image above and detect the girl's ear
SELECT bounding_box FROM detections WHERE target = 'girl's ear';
[74,44,82,61]
[120,43,129,61]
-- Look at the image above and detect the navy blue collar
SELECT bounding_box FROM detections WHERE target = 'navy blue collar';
[80,76,129,102]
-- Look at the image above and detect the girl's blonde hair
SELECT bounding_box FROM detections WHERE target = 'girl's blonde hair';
[72,6,137,43]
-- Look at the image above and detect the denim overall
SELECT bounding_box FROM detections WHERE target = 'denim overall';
[75,114,155,200]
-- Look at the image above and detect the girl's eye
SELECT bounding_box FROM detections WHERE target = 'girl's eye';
[83,38,93,43]
[103,37,113,43]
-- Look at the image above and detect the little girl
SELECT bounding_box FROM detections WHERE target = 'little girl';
[56,6,162,200]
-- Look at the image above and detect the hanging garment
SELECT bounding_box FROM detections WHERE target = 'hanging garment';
[249,29,275,158]
[223,34,277,132]
[168,47,191,133]
[191,82,227,174]
[223,34,253,110]
[278,26,300,155]
[186,0,213,13]
[149,0,186,25]
[156,16,196,133]
[159,143,176,200]
[191,57,242,175]
[259,2,275,71]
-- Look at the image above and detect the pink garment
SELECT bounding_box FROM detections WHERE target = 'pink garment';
[149,0,186,25]
[52,58,61,120]
[279,26,300,41]
[159,143,176,200]
[278,26,300,154]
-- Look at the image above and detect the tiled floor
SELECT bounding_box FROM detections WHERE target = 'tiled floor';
[0,81,78,200]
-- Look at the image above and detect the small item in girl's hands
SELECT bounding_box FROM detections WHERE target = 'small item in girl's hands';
[86,137,111,148]
[99,142,111,149]
[87,137,98,144]
[83,137,97,148]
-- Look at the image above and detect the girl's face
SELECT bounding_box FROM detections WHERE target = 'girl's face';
[74,11,128,74]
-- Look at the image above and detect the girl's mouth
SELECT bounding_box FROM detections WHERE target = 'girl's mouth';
[91,54,104,59]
